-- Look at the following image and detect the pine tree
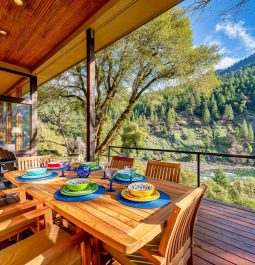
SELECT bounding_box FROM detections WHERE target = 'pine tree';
[167,107,176,126]
[163,124,168,134]
[187,95,195,115]
[202,103,211,124]
[241,119,249,140]
[211,97,220,120]
[248,124,254,143]
[223,104,234,121]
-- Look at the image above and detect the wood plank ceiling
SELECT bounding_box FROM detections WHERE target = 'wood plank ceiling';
[0,0,109,69]
[0,0,181,95]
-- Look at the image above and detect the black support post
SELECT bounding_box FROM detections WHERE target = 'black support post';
[30,76,38,156]
[86,28,96,162]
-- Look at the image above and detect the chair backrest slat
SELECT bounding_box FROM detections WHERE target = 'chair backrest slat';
[145,160,182,183]
[18,156,50,170]
[159,185,206,264]
[110,156,135,169]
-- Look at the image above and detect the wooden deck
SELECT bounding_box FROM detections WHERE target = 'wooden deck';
[0,193,254,264]
[194,199,255,265]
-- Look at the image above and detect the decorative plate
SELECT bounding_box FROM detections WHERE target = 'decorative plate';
[115,174,144,182]
[21,170,53,179]
[121,189,160,202]
[60,183,98,197]
[26,168,48,176]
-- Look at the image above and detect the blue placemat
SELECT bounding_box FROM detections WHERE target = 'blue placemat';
[116,190,171,209]
[54,184,106,202]
[16,172,58,182]
[112,175,147,184]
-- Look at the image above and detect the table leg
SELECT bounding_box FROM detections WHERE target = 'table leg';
[92,237,101,265]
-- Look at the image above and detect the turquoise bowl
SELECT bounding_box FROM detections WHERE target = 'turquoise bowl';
[65,178,90,191]
[26,168,48,176]
[117,169,130,179]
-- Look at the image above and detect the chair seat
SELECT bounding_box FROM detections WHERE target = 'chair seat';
[103,233,162,265]
[0,224,81,265]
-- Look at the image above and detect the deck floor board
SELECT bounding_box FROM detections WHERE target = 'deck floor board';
[194,199,255,265]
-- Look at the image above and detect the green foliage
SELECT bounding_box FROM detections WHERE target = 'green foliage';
[241,119,249,140]
[162,124,168,134]
[121,122,149,154]
[212,168,229,188]
[223,104,234,121]
[202,103,211,124]
[167,108,176,126]
[248,124,254,143]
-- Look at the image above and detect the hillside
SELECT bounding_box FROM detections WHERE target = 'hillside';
[218,53,255,75]
[131,53,255,156]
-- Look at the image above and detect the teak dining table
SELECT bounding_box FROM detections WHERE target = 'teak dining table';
[4,169,194,256]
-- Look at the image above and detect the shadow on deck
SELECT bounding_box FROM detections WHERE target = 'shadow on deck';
[194,198,255,265]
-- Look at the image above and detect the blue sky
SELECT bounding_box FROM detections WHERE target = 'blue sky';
[179,0,255,69]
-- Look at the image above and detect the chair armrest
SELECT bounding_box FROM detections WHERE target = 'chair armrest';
[0,187,26,202]
[0,187,22,197]
[0,206,52,233]
[0,199,42,219]
[0,160,16,165]
[138,246,166,265]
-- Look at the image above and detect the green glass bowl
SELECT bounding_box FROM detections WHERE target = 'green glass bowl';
[65,178,90,191]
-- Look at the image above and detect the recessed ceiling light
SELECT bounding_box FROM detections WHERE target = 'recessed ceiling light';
[14,0,24,6]
[0,30,8,36]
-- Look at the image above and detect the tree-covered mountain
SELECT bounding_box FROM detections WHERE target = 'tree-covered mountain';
[218,53,255,75]
[130,60,255,155]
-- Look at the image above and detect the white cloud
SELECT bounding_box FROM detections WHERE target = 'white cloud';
[204,36,227,55]
[215,56,241,70]
[216,21,255,50]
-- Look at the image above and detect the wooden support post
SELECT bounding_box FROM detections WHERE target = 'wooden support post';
[30,76,38,156]
[86,28,96,161]
[0,102,3,141]
[6,102,12,144]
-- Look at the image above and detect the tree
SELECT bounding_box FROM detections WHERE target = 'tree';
[223,104,234,121]
[212,169,229,189]
[167,107,176,126]
[241,119,249,140]
[163,124,168,134]
[248,124,254,143]
[38,94,85,155]
[43,7,220,153]
[121,122,149,154]
[202,103,211,123]
[211,97,220,120]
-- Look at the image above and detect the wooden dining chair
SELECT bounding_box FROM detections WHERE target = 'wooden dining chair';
[110,156,135,169]
[0,188,44,243]
[102,185,206,265]
[17,155,51,170]
[145,160,182,183]
[0,206,91,265]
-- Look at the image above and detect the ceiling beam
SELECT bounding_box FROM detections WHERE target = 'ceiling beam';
[0,95,31,105]
[0,61,33,78]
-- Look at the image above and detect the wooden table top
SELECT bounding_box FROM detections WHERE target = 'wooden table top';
[4,170,194,254]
